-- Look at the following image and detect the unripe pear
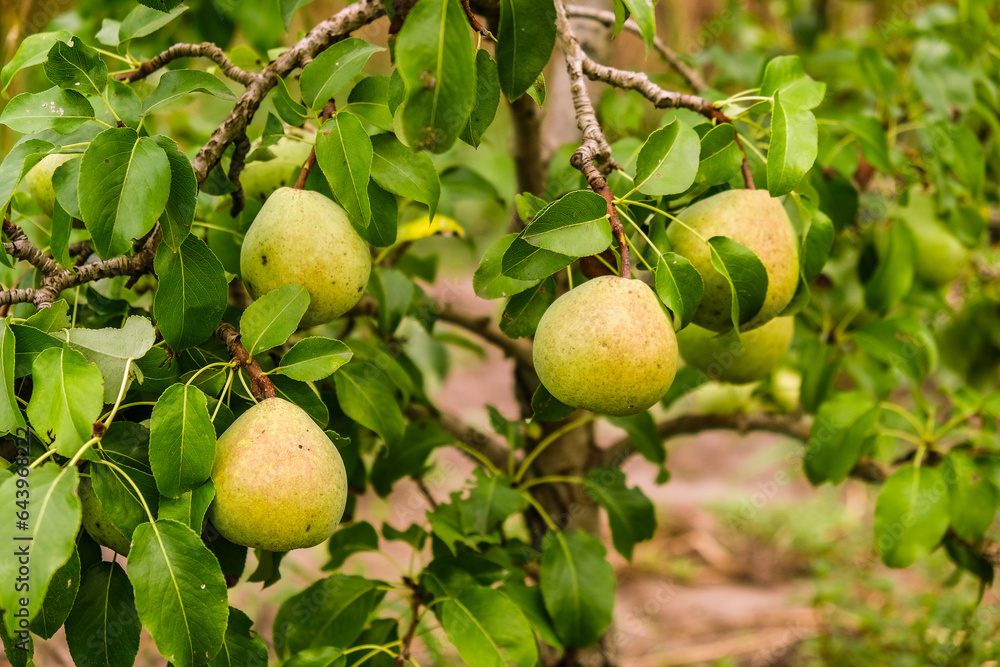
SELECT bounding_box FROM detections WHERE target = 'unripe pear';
[242,135,314,204]
[207,397,348,552]
[896,188,969,287]
[79,474,131,555]
[668,189,799,332]
[676,316,794,384]
[26,153,75,217]
[533,276,678,416]
[241,188,371,327]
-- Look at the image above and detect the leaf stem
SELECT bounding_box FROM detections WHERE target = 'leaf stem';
[521,492,559,530]
[27,447,58,470]
[515,414,596,483]
[520,474,588,490]
[67,436,103,468]
[211,369,235,422]
[102,357,137,427]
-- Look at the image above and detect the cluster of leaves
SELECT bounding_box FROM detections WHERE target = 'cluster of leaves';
[0,0,998,666]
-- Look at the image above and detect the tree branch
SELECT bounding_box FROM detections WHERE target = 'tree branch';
[406,404,509,471]
[114,42,257,86]
[3,219,62,276]
[565,4,708,92]
[459,0,491,37]
[214,321,276,401]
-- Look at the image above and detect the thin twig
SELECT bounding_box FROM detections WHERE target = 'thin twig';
[214,322,276,401]
[460,0,492,37]
[114,42,257,85]
[294,99,336,190]
[395,586,422,667]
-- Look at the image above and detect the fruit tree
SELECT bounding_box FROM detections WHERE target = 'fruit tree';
[0,0,998,665]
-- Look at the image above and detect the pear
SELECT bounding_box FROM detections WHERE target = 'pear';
[668,189,799,332]
[79,474,131,555]
[207,397,348,552]
[533,276,678,416]
[26,153,75,217]
[676,316,794,384]
[242,134,314,204]
[240,188,371,327]
[896,188,969,286]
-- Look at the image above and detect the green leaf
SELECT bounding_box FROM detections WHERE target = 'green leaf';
[207,607,269,667]
[369,421,452,496]
[440,585,539,667]
[767,90,817,196]
[347,619,398,667]
[803,391,879,485]
[279,0,316,29]
[396,0,476,152]
[300,38,384,109]
[474,233,540,300]
[540,530,615,648]
[90,421,158,539]
[44,37,107,96]
[324,521,379,570]
[368,267,415,335]
[29,547,80,639]
[346,76,394,131]
[654,252,703,328]
[530,384,575,422]
[279,337,353,382]
[271,77,310,126]
[52,153,82,219]
[607,412,664,465]
[79,127,171,258]
[459,469,527,535]
[24,300,70,333]
[911,39,975,118]
[240,284,310,357]
[620,0,656,51]
[500,236,574,280]
[359,181,398,247]
[134,0,184,12]
[370,133,440,220]
[759,55,824,110]
[799,209,834,282]
[0,87,95,134]
[694,123,743,187]
[272,575,385,657]
[57,315,156,403]
[153,234,229,351]
[270,375,330,428]
[499,580,564,651]
[500,277,555,338]
[141,70,236,117]
[152,135,198,251]
[1,30,71,93]
[11,324,65,378]
[118,5,188,42]
[460,50,501,147]
[497,0,556,100]
[864,219,915,313]
[853,318,935,384]
[522,190,612,256]
[106,79,141,128]
[943,450,998,544]
[334,364,405,446]
[158,480,216,533]
[149,383,217,498]
[128,520,228,667]
[26,347,103,457]
[706,236,768,331]
[584,468,656,559]
[316,112,373,229]
[0,321,25,435]
[633,120,700,196]
[64,562,140,667]
[0,465,80,635]
[874,465,949,569]
[0,139,53,213]
[843,115,892,174]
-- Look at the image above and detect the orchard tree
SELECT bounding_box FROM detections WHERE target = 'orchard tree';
[0,0,998,665]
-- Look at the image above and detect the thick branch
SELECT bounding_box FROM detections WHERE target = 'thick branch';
[565,5,708,92]
[214,322,276,401]
[114,42,257,86]
[3,219,62,276]
[190,0,387,186]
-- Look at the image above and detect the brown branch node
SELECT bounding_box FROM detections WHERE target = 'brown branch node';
[214,322,276,401]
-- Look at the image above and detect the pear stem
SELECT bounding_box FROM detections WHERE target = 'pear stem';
[214,321,276,400]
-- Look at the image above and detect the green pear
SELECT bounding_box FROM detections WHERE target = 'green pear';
[241,136,314,204]
[676,316,794,384]
[896,188,970,286]
[79,474,131,555]
[207,397,348,552]
[668,189,799,332]
[240,187,371,327]
[26,153,75,217]
[533,276,678,416]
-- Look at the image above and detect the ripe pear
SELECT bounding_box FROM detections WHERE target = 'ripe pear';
[668,189,799,332]
[79,474,131,555]
[676,316,794,384]
[240,188,371,327]
[533,276,678,416]
[242,134,314,204]
[207,397,348,552]
[896,188,969,286]
[26,153,75,217]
